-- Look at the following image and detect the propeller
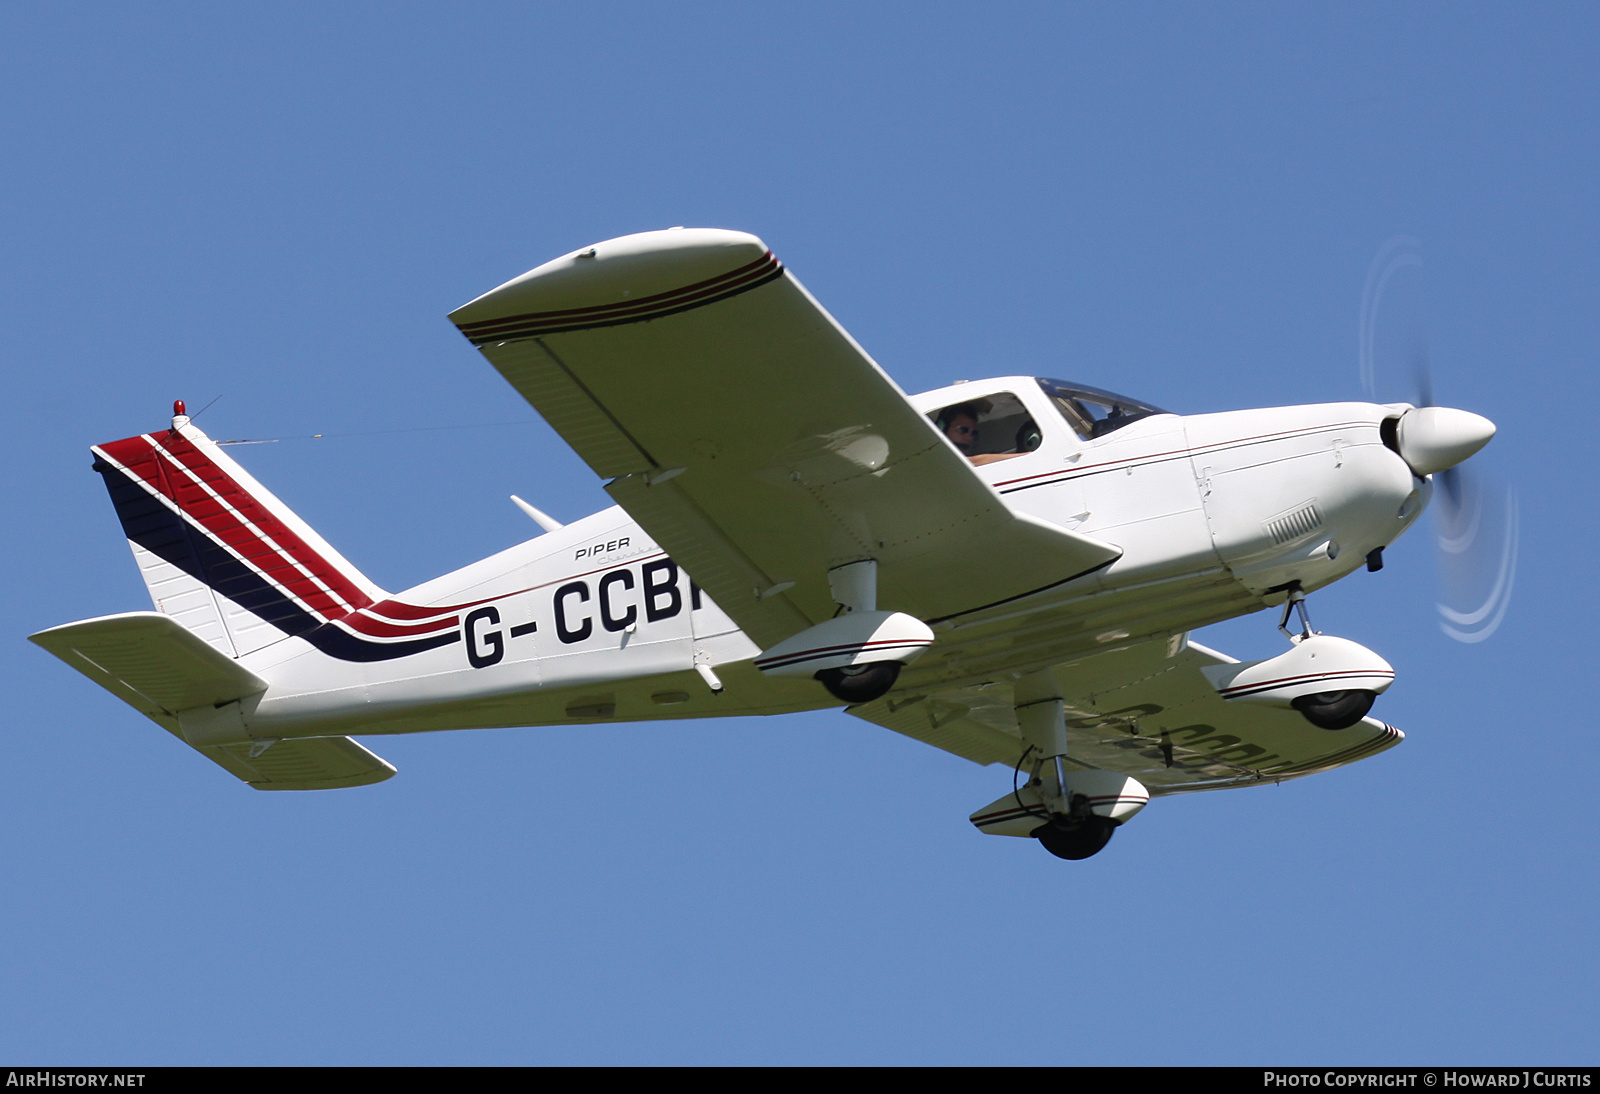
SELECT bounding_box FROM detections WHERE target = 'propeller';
[1411,352,1519,643]
[1359,239,1518,644]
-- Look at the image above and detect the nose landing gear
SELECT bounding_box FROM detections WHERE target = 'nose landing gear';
[1201,582,1396,731]
[1277,582,1317,643]
[1277,584,1382,729]
[1292,689,1377,729]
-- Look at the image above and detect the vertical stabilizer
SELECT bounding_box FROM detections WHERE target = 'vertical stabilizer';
[91,410,388,657]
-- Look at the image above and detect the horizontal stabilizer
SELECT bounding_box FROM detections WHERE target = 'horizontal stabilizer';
[30,611,396,791]
[201,736,396,791]
[30,611,266,717]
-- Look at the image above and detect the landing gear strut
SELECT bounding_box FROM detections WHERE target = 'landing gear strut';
[1015,681,1118,861]
[1277,582,1317,642]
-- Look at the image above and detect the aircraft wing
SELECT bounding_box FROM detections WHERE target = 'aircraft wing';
[450,229,1121,648]
[845,635,1403,793]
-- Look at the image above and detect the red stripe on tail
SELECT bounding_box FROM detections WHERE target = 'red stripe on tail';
[96,431,376,622]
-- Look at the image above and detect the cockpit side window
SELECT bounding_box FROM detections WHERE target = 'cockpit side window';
[929,391,1043,466]
[1037,378,1168,440]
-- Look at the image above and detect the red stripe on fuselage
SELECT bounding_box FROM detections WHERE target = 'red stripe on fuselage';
[348,549,674,627]
[338,612,461,638]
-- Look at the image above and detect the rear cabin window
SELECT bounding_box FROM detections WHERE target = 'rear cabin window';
[929,392,1043,466]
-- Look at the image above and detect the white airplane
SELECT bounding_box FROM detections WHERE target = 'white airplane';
[31,228,1498,860]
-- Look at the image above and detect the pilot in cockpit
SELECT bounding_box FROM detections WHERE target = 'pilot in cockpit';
[939,403,981,454]
[938,401,1027,467]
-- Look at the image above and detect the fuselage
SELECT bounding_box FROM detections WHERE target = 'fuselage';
[236,378,1427,741]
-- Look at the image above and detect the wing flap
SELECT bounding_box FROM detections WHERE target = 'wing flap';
[606,472,810,649]
[482,336,652,480]
[455,229,1120,641]
[849,692,1022,767]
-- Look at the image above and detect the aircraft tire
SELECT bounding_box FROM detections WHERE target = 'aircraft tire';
[1291,689,1376,730]
[1032,816,1116,861]
[815,661,901,704]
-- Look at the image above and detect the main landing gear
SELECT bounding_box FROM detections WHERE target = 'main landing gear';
[967,675,1151,860]
[1014,678,1147,861]
[1023,741,1120,861]
[1031,804,1118,861]
[815,661,902,704]
[752,560,934,706]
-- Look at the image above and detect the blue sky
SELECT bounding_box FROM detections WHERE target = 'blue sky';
[3,3,1596,1064]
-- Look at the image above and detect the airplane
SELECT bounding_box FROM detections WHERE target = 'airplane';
[29,227,1498,861]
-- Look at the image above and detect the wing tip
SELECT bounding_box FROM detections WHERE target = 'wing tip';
[449,227,773,330]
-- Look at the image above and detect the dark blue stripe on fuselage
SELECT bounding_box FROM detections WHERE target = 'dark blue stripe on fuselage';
[95,460,458,662]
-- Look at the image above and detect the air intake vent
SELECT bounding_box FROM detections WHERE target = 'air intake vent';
[1264,502,1323,546]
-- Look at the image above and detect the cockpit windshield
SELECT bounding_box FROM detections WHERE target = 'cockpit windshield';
[1037,378,1169,440]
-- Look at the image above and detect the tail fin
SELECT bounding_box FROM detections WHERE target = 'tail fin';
[92,409,387,657]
